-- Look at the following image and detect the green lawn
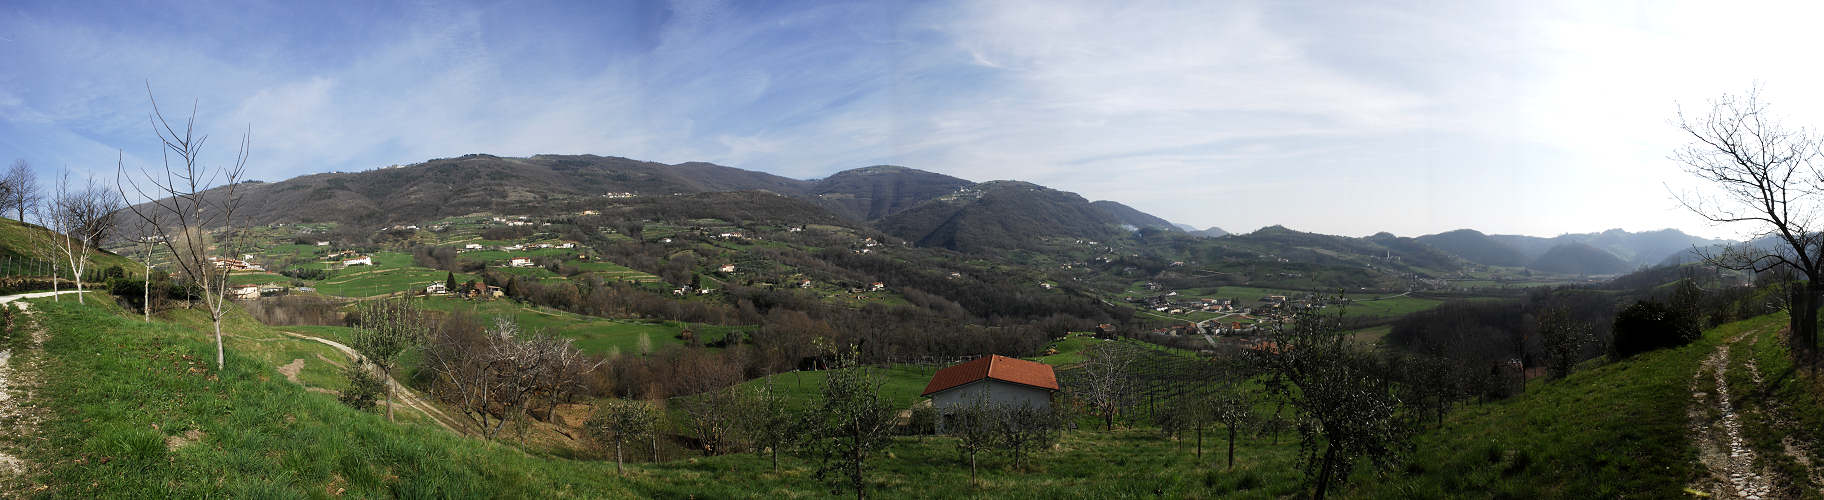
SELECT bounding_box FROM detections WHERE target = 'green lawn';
[9,297,637,498]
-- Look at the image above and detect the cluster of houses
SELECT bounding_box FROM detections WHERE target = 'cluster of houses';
[207,256,265,272]
[424,281,503,299]
[1125,292,1240,316]
[228,283,287,300]
[325,251,372,267]
[461,242,575,252]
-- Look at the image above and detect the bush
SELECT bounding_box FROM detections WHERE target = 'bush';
[338,364,387,411]
[1610,299,1699,359]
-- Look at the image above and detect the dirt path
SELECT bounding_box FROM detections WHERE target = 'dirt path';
[0,291,81,490]
[1690,331,1775,499]
[275,330,467,434]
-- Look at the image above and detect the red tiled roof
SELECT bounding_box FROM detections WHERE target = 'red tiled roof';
[921,355,1060,396]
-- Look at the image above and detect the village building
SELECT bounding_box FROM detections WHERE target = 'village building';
[922,355,1059,412]
[869,282,886,292]
[315,241,330,246]
[509,257,535,268]
[425,282,448,295]
[556,242,575,249]
[229,284,262,300]
[718,264,736,273]
[343,256,372,266]
[464,243,484,250]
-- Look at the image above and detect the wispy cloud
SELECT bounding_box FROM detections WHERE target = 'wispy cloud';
[7,1,1824,238]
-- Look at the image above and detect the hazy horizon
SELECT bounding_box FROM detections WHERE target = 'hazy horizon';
[9,1,1824,240]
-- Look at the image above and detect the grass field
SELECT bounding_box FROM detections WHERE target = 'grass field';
[312,252,476,298]
[1358,314,1771,498]
[7,297,637,498]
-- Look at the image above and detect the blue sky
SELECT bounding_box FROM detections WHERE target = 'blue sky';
[6,0,1824,239]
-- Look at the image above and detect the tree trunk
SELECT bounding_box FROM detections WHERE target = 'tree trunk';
[651,433,659,462]
[1104,411,1113,431]
[772,446,779,473]
[1314,443,1338,500]
[143,265,150,322]
[1799,284,1824,367]
[1226,425,1236,469]
[616,441,624,476]
[384,367,395,422]
[213,317,224,370]
[1196,426,1203,460]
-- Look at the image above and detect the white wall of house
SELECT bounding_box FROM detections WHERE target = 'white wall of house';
[930,380,1052,411]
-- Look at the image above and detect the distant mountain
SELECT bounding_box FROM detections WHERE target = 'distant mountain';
[1415,229,1528,267]
[1527,242,1632,275]
[1090,201,1178,231]
[1217,225,1463,272]
[1416,227,1730,271]
[1173,223,1229,237]
[876,181,1124,253]
[187,154,814,227]
[808,165,975,222]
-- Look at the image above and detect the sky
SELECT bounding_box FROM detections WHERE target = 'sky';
[6,0,1824,240]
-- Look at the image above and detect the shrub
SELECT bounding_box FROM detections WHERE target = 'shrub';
[338,363,387,411]
[1610,299,1699,359]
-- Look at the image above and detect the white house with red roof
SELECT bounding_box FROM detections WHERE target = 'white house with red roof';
[921,355,1059,411]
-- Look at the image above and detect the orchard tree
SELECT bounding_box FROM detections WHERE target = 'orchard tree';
[1073,342,1137,430]
[1252,310,1407,500]
[40,169,121,305]
[118,88,251,370]
[743,376,803,473]
[586,399,660,476]
[811,345,897,499]
[942,396,1001,480]
[349,297,430,422]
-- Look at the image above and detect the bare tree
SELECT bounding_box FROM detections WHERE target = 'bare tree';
[1674,88,1824,361]
[40,169,121,305]
[117,89,250,370]
[131,209,163,322]
[1073,342,1138,430]
[743,376,803,473]
[4,160,41,222]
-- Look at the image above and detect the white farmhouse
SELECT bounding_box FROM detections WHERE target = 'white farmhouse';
[230,284,262,300]
[718,264,736,273]
[921,355,1059,412]
[315,241,330,246]
[464,243,484,250]
[343,256,372,266]
[425,282,448,295]
[509,257,535,267]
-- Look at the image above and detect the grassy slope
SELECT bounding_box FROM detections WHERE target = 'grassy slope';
[15,297,635,498]
[0,218,139,276]
[1365,314,1779,498]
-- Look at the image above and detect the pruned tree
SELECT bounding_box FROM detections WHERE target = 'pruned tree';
[743,376,803,473]
[117,88,250,370]
[1252,311,1407,500]
[421,315,595,439]
[40,169,121,305]
[811,345,897,499]
[349,297,430,422]
[1072,342,1138,430]
[942,395,1000,480]
[1211,390,1255,470]
[679,386,742,457]
[586,399,660,476]
[1673,87,1824,363]
[995,403,1060,472]
[1536,306,1593,380]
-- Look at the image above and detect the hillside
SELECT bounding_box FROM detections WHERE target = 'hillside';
[875,181,1126,253]
[1527,242,1632,275]
[807,165,975,222]
[1414,229,1528,267]
[1089,200,1179,231]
